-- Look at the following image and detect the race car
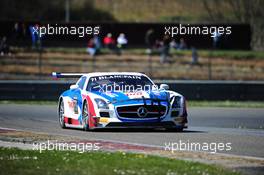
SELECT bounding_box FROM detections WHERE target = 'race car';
[52,72,188,131]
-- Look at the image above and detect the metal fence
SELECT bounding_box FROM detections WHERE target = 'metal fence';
[1,49,263,81]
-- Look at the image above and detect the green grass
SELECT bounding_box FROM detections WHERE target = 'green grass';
[1,100,264,108]
[0,147,239,175]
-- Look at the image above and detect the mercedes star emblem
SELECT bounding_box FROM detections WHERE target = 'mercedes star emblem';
[137,107,148,117]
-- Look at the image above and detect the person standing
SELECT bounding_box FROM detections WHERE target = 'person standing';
[103,33,115,50]
[145,29,156,54]
[117,33,128,49]
[87,38,96,56]
[160,35,171,64]
[29,24,40,49]
[0,36,10,55]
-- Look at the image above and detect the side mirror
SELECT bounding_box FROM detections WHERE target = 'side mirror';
[160,84,169,90]
[70,84,79,90]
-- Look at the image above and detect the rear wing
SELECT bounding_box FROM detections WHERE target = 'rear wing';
[52,72,85,78]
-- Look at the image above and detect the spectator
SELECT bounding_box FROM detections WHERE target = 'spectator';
[92,35,101,53]
[160,35,171,64]
[154,39,162,49]
[103,33,120,55]
[12,22,19,46]
[21,23,27,39]
[117,33,128,49]
[179,38,187,50]
[170,39,179,50]
[212,31,221,49]
[103,33,115,50]
[191,47,199,65]
[29,24,40,49]
[0,36,10,55]
[87,38,97,56]
[145,29,156,54]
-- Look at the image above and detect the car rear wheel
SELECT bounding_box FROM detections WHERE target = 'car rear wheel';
[82,101,90,131]
[59,99,66,128]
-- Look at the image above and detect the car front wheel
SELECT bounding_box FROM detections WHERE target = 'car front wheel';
[82,101,90,131]
[59,99,66,128]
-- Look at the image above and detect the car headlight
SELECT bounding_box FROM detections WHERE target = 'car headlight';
[171,96,182,108]
[95,98,109,109]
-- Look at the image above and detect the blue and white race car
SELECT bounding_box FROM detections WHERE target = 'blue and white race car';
[52,72,188,131]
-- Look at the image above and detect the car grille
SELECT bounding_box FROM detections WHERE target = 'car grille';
[116,105,167,119]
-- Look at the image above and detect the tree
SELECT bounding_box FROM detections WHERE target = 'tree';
[202,0,264,51]
[0,0,115,22]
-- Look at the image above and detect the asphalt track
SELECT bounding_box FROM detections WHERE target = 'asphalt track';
[0,104,263,158]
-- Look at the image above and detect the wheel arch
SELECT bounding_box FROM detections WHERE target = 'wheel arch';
[82,94,97,128]
[58,96,64,114]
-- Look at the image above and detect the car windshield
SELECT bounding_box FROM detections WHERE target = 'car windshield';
[87,75,155,92]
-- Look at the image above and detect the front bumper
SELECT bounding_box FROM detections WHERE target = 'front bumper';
[95,116,187,129]
[94,104,188,129]
[105,121,177,128]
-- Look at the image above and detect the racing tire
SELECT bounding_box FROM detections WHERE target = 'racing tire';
[58,99,66,128]
[82,101,90,131]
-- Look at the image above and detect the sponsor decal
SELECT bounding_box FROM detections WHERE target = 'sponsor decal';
[90,75,142,82]
[68,99,78,114]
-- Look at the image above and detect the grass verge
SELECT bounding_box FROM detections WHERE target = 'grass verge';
[0,147,239,175]
[1,100,264,108]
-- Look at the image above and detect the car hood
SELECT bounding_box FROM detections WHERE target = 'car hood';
[91,90,169,105]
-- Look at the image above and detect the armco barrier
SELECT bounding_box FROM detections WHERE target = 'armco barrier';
[0,80,264,101]
[155,80,264,101]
